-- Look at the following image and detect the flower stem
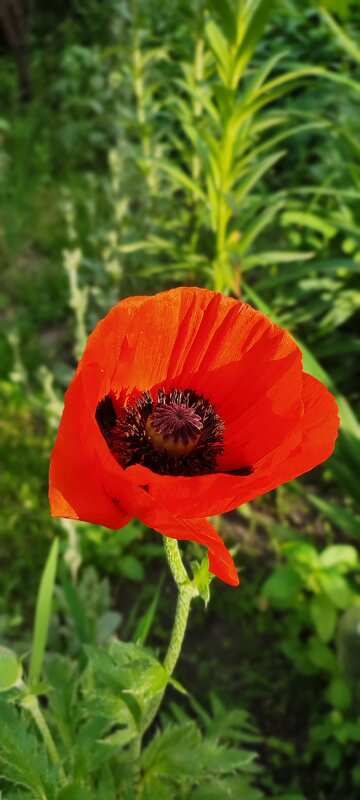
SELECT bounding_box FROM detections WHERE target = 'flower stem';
[140,538,196,736]
[162,537,194,675]
[22,693,66,785]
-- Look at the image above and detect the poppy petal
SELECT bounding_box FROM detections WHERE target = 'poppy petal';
[126,373,338,518]
[79,288,293,396]
[93,448,239,586]
[49,287,339,589]
[49,365,131,529]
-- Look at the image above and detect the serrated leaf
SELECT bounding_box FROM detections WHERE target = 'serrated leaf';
[0,700,57,798]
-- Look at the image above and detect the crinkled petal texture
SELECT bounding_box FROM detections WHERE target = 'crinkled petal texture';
[49,287,339,587]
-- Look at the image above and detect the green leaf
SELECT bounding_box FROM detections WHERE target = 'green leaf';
[283,541,319,570]
[120,554,145,582]
[234,0,277,84]
[0,647,22,692]
[319,545,358,572]
[262,566,302,608]
[320,7,360,61]
[142,721,201,778]
[141,778,173,800]
[242,250,314,270]
[303,493,360,539]
[281,210,336,238]
[96,611,121,644]
[319,572,353,611]
[307,636,337,673]
[157,160,205,199]
[327,677,351,711]
[29,539,59,689]
[207,0,236,42]
[310,595,337,643]
[134,581,163,646]
[61,568,93,645]
[0,700,57,797]
[235,150,286,204]
[206,20,230,76]
[57,787,93,800]
[191,556,213,607]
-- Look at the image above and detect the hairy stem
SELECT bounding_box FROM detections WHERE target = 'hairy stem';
[138,538,196,739]
[162,538,194,675]
[22,694,66,785]
[131,538,196,795]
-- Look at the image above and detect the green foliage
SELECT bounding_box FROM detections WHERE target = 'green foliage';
[29,541,59,689]
[0,547,265,798]
[261,538,360,770]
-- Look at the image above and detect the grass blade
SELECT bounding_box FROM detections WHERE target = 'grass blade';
[29,539,59,688]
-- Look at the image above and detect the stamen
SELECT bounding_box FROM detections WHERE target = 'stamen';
[96,387,225,476]
[146,403,203,455]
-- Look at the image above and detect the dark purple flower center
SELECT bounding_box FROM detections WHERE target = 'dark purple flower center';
[96,387,224,476]
[146,402,203,455]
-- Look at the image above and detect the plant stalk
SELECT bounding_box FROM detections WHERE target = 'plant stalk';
[22,693,66,785]
[134,537,196,773]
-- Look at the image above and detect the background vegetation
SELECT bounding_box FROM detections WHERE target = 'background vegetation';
[1,0,360,797]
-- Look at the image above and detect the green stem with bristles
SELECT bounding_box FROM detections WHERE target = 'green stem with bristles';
[132,537,197,795]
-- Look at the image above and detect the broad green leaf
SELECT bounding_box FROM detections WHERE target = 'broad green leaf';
[307,636,337,672]
[327,677,351,711]
[283,541,319,570]
[319,572,353,611]
[0,647,22,692]
[262,566,302,608]
[310,595,337,643]
[29,539,59,688]
[319,545,358,572]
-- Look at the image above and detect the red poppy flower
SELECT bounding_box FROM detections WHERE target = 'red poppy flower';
[49,287,339,587]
